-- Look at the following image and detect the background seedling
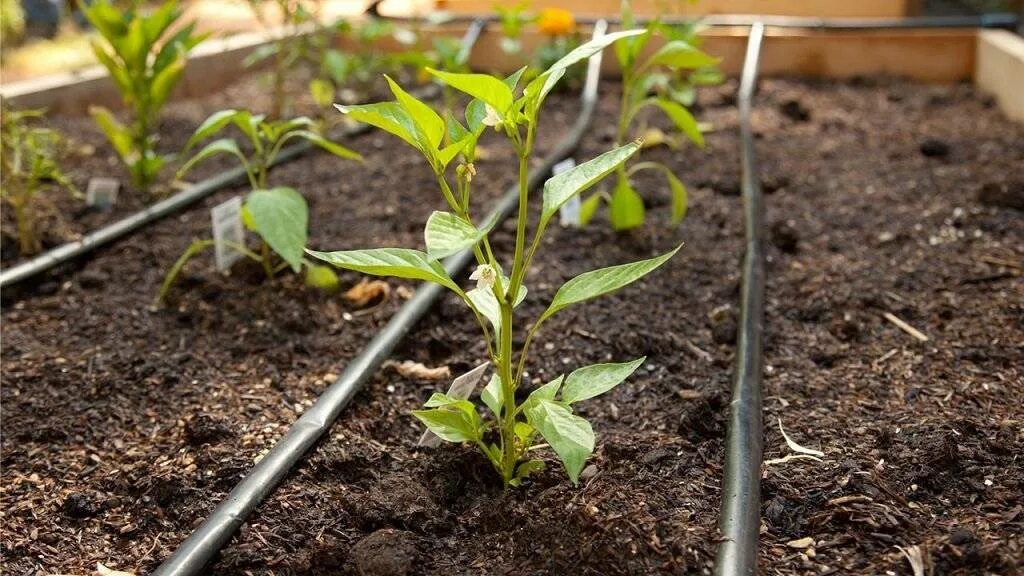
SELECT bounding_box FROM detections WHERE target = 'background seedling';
[155,110,360,303]
[310,31,682,487]
[582,0,721,230]
[1,108,79,257]
[84,0,207,195]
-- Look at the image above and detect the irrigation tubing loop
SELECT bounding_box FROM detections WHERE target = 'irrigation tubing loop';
[0,20,489,292]
[151,19,610,576]
[715,22,766,576]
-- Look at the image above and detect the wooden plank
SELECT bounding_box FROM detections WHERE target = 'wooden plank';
[975,29,1024,122]
[432,0,913,18]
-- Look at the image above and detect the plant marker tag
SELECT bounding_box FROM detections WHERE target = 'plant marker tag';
[554,158,581,227]
[85,177,120,209]
[211,196,244,273]
[418,362,490,448]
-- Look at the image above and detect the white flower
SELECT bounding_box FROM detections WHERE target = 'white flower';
[469,264,496,290]
[481,104,502,129]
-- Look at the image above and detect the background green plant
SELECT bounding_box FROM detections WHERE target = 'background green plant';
[309,31,682,487]
[156,110,360,303]
[581,0,720,230]
[1,108,79,256]
[84,0,207,195]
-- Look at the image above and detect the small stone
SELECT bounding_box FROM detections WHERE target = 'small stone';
[579,464,598,481]
[78,269,108,290]
[919,138,950,158]
[62,492,101,518]
[949,527,976,546]
[184,413,232,445]
[770,220,800,254]
[351,529,418,576]
[780,99,810,122]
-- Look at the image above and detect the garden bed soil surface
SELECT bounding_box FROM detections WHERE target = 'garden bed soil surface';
[1,76,1022,576]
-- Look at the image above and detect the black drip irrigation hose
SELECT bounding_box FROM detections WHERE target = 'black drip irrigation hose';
[715,22,765,576]
[0,19,490,292]
[150,19,610,576]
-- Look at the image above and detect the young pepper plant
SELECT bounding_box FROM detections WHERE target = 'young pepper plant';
[581,0,719,230]
[84,0,207,195]
[308,31,682,487]
[1,109,79,256]
[155,110,361,303]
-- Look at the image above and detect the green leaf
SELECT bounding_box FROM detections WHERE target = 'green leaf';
[412,399,482,443]
[579,193,603,226]
[510,459,545,486]
[466,281,526,335]
[305,247,460,293]
[528,29,645,110]
[481,373,503,416]
[424,211,494,260]
[305,263,340,291]
[335,101,420,151]
[290,130,362,160]
[310,78,335,109]
[386,75,444,151]
[525,399,594,484]
[561,357,645,404]
[177,138,248,178]
[630,162,688,224]
[426,68,514,115]
[245,187,308,273]
[520,375,564,415]
[90,42,132,95]
[89,106,133,161]
[540,244,681,322]
[186,109,239,150]
[243,43,279,67]
[643,40,719,71]
[541,141,641,226]
[651,99,704,148]
[609,177,645,231]
[150,53,185,111]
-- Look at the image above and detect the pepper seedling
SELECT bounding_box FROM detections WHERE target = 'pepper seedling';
[1,108,79,257]
[308,31,682,487]
[155,110,361,304]
[84,0,207,195]
[581,0,720,230]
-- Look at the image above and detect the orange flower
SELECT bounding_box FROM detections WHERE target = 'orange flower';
[537,8,576,36]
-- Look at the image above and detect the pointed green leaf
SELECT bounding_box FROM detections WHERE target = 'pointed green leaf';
[291,130,362,160]
[186,109,240,150]
[519,375,564,415]
[151,54,185,111]
[541,141,641,225]
[630,162,688,224]
[89,106,133,161]
[424,211,494,260]
[466,282,526,335]
[561,357,645,404]
[305,247,460,292]
[652,99,704,148]
[540,244,681,321]
[525,398,594,484]
[335,101,420,150]
[386,75,444,151]
[579,193,603,226]
[412,399,482,443]
[427,68,514,115]
[528,29,645,109]
[609,177,645,230]
[245,187,308,273]
[481,373,503,416]
[177,138,248,178]
[644,40,720,70]
[305,263,340,291]
[510,459,545,486]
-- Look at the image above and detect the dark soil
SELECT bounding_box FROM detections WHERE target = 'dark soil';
[2,75,1022,576]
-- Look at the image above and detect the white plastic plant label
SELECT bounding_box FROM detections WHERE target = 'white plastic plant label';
[85,177,120,209]
[211,196,244,272]
[554,158,581,227]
